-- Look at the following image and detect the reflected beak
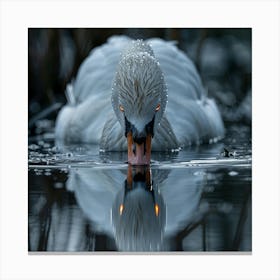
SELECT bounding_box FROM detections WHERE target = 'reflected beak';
[127,132,152,165]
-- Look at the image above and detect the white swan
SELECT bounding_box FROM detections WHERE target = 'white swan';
[55,35,224,164]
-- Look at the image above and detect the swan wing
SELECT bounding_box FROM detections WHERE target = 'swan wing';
[159,168,204,237]
[147,38,225,146]
[67,168,125,235]
[55,36,131,143]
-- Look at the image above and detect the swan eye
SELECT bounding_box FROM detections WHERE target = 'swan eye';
[155,104,161,112]
[154,203,159,216]
[119,204,124,215]
[119,105,124,112]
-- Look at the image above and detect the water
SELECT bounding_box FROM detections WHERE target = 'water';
[28,124,251,252]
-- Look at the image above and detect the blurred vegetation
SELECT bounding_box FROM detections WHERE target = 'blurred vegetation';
[28,28,251,134]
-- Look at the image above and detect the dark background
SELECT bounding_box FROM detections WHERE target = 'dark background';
[28,28,251,135]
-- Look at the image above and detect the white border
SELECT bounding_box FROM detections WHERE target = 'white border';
[1,0,280,279]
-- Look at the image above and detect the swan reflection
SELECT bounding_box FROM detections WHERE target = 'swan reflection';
[67,165,204,251]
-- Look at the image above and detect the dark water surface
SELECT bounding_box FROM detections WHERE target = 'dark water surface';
[28,125,251,252]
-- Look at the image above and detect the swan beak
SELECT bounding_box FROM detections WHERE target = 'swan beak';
[127,132,152,165]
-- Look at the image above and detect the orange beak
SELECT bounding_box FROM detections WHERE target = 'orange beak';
[127,132,152,165]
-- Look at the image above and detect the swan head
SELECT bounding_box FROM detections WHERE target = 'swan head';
[112,40,167,165]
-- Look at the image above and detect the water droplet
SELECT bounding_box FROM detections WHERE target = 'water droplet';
[29,144,39,150]
[43,143,50,148]
[194,171,206,176]
[228,171,238,176]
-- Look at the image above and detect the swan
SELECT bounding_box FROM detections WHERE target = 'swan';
[55,35,225,165]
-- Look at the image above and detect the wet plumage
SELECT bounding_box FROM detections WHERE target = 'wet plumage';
[55,36,224,155]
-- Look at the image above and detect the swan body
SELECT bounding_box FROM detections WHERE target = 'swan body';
[55,35,224,164]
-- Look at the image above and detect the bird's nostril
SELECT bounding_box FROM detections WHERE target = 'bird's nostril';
[133,136,146,144]
[132,126,146,144]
